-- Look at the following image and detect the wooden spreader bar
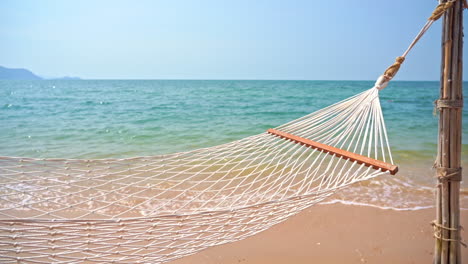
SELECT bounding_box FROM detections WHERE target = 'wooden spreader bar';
[267,129,398,175]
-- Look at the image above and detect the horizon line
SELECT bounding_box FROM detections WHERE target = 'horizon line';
[25,78,447,82]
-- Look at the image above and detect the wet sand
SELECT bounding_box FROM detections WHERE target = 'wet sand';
[171,203,467,264]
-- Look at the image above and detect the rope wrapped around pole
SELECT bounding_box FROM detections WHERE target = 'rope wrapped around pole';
[430,1,455,21]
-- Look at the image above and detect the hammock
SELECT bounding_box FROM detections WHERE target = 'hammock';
[0,87,396,263]
[0,2,452,264]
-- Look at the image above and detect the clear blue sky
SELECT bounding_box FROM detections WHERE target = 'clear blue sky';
[1,0,466,80]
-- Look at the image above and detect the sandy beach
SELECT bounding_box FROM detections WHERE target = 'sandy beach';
[171,203,467,264]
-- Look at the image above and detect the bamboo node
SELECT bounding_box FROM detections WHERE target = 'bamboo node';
[435,167,462,181]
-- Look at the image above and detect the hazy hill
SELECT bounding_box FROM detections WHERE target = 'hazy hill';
[51,76,81,80]
[0,66,42,80]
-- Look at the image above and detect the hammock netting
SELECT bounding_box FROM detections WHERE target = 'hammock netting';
[0,87,396,263]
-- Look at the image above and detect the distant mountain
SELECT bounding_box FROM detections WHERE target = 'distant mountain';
[0,66,82,80]
[0,66,42,80]
[50,76,81,80]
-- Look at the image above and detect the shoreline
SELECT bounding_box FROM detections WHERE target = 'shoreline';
[171,203,467,264]
[321,198,468,211]
[321,199,435,211]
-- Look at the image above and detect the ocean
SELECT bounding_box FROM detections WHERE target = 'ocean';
[1,80,466,210]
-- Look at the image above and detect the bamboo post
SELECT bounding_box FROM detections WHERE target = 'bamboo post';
[434,0,464,264]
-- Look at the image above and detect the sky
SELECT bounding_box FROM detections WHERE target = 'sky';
[1,0,467,80]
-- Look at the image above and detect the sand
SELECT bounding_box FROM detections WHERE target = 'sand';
[171,203,467,264]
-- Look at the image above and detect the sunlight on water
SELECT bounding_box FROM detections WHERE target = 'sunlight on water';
[0,80,467,210]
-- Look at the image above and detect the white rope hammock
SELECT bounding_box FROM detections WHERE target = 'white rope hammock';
[0,87,397,263]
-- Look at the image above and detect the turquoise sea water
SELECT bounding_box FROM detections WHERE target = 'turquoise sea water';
[1,80,467,209]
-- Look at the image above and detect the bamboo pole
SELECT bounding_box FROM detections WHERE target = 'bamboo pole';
[434,0,464,263]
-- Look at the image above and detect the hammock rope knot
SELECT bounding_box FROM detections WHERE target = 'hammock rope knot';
[383,56,405,80]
